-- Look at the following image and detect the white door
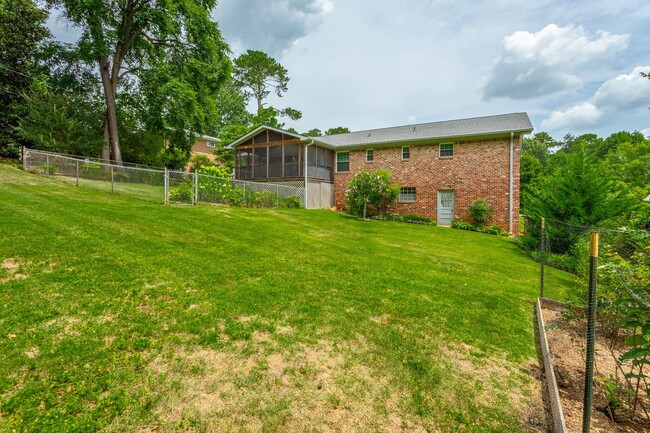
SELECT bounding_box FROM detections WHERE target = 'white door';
[437,190,454,226]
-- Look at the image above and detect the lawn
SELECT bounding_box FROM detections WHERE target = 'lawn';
[0,163,578,432]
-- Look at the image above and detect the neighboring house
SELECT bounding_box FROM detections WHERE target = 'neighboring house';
[227,112,533,234]
[188,134,221,168]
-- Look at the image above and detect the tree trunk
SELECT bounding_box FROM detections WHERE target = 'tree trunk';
[363,201,367,220]
[100,121,110,161]
[99,57,123,166]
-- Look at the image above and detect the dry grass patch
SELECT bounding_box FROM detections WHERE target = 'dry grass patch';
[131,339,431,433]
[0,258,28,283]
[441,342,545,431]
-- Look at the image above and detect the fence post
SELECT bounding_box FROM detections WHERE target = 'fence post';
[22,148,27,171]
[540,217,546,298]
[46,154,50,177]
[194,171,198,205]
[276,184,279,207]
[164,168,169,205]
[111,165,115,194]
[76,160,80,187]
[582,231,599,433]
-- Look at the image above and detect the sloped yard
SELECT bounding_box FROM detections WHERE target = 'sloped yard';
[0,163,577,432]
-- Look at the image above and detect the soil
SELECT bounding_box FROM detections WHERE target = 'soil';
[542,305,650,433]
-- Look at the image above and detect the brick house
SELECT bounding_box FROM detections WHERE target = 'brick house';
[228,113,533,234]
[187,134,221,169]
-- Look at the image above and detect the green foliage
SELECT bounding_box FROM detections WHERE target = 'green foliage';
[168,181,193,202]
[188,154,215,172]
[233,50,289,111]
[47,0,231,162]
[303,128,323,137]
[324,126,351,135]
[373,213,435,225]
[525,143,633,252]
[18,89,105,156]
[451,221,509,237]
[345,169,399,219]
[0,0,50,153]
[197,165,231,179]
[468,198,494,226]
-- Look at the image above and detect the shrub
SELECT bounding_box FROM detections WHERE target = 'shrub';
[345,169,399,219]
[373,213,435,225]
[468,198,494,226]
[168,181,193,202]
[451,221,508,237]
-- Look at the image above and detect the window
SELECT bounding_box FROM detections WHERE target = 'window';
[366,149,374,162]
[400,187,416,202]
[439,143,454,157]
[206,141,216,148]
[336,152,349,172]
[402,146,410,160]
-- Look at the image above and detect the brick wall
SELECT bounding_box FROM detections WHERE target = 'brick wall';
[333,136,522,234]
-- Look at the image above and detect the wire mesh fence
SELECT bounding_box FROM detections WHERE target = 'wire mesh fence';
[23,148,305,208]
[520,214,650,428]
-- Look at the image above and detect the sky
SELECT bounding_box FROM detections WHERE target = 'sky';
[48,0,650,140]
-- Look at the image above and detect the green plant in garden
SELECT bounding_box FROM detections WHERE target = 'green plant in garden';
[345,169,399,219]
[168,181,193,202]
[468,198,494,226]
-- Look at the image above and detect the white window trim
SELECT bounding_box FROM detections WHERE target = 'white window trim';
[336,151,350,173]
[401,146,410,160]
[439,142,455,158]
[206,141,216,148]
[366,148,374,162]
[399,187,416,203]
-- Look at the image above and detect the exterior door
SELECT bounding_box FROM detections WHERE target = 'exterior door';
[437,190,454,226]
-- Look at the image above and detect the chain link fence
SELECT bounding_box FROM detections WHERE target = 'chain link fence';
[23,148,305,208]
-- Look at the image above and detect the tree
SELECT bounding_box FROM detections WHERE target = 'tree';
[303,128,322,137]
[325,126,351,135]
[47,0,230,164]
[233,49,289,112]
[0,0,50,157]
[525,143,632,252]
[345,169,399,219]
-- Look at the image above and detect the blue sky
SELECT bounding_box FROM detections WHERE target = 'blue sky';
[49,0,650,139]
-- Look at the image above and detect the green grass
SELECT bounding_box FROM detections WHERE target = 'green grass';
[0,163,578,432]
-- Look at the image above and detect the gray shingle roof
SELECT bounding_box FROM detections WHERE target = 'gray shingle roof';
[313,112,533,148]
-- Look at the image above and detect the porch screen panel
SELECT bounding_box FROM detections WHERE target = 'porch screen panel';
[307,145,318,178]
[284,144,299,177]
[253,146,268,179]
[237,149,252,179]
[269,145,282,178]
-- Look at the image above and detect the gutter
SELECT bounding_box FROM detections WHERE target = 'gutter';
[509,132,514,235]
[304,140,314,209]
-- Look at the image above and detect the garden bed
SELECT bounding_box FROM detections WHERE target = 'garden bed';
[542,304,650,432]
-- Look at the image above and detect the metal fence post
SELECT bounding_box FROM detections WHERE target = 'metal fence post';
[276,184,279,207]
[76,160,80,187]
[540,217,546,298]
[582,231,599,433]
[111,165,115,194]
[46,154,50,177]
[164,168,169,205]
[194,171,198,205]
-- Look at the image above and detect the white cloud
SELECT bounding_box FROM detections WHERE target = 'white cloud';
[214,0,333,56]
[541,66,650,131]
[483,24,629,100]
[542,102,603,131]
[641,128,650,138]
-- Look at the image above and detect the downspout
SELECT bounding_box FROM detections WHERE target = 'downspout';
[509,132,514,235]
[304,140,314,209]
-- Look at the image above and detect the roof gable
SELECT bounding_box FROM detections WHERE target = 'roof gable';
[227,125,306,149]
